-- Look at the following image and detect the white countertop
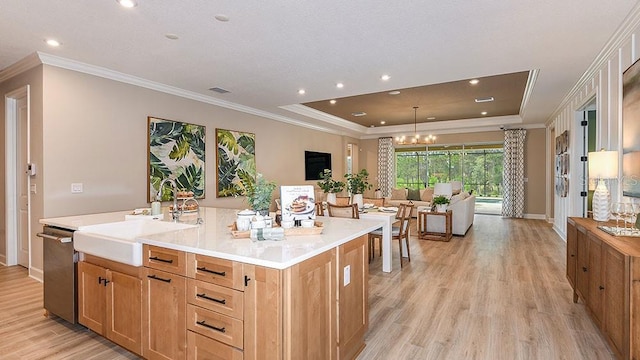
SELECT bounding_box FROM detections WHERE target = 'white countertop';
[40,207,384,270]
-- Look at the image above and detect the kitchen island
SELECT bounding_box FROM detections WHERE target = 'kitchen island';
[40,207,384,360]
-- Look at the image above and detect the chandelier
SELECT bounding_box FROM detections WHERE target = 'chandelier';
[395,106,437,145]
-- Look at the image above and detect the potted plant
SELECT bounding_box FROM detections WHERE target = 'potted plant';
[241,173,277,215]
[345,169,372,210]
[317,169,345,204]
[432,195,450,212]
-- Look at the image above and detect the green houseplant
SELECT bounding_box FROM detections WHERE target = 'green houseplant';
[345,169,372,210]
[432,195,450,212]
[317,169,345,194]
[241,173,276,215]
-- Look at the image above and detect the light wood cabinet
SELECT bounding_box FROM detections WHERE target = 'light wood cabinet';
[567,217,640,360]
[77,257,142,355]
[143,261,187,360]
[566,220,577,301]
[338,235,368,360]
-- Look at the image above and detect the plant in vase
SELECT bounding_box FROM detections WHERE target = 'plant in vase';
[317,169,345,204]
[240,173,277,215]
[432,195,450,212]
[345,169,372,210]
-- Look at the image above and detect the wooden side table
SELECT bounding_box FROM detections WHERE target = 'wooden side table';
[418,210,452,241]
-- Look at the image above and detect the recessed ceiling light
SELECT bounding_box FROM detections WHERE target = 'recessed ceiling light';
[481,111,488,115]
[469,79,479,85]
[370,125,375,128]
[116,0,137,8]
[298,89,306,95]
[45,39,61,47]
[336,82,344,89]
[388,91,400,95]
[351,112,367,117]
[329,99,337,105]
[165,33,179,40]
[381,74,391,81]
[427,117,436,120]
[475,96,494,103]
[380,121,386,125]
[214,14,230,22]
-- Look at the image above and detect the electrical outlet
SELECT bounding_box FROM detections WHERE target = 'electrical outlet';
[344,265,351,286]
[71,183,83,193]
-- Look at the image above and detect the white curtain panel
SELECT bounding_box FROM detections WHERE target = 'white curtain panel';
[377,137,394,197]
[502,129,527,218]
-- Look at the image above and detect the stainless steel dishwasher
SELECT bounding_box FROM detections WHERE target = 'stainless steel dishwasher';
[37,225,77,324]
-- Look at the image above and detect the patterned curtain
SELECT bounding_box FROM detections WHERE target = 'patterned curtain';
[377,137,394,197]
[502,129,526,218]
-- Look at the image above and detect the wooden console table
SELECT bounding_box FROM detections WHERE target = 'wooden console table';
[418,210,452,241]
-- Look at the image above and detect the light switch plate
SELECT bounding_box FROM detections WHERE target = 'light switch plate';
[344,265,351,286]
[71,183,83,193]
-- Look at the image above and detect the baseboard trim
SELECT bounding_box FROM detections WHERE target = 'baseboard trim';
[524,213,546,220]
[29,267,44,283]
[0,254,6,266]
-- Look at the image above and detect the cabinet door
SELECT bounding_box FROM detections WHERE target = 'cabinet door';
[602,243,627,359]
[575,227,589,301]
[142,267,187,360]
[107,270,142,355]
[243,264,282,360]
[566,220,577,295]
[338,235,368,360]
[587,233,603,327]
[283,249,337,360]
[78,261,106,334]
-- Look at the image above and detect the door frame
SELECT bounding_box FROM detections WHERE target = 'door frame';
[4,85,31,268]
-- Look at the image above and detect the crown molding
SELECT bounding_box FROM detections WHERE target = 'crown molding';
[279,104,370,133]
[547,1,640,122]
[0,53,42,83]
[519,69,539,119]
[28,52,346,136]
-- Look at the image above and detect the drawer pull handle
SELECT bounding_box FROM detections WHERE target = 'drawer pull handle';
[197,293,226,304]
[196,320,226,333]
[149,256,173,264]
[582,267,587,272]
[197,267,226,277]
[147,274,172,283]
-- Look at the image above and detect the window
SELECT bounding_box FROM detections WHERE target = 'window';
[394,144,503,197]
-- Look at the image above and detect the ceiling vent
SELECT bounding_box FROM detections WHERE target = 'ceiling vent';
[351,111,367,117]
[209,87,230,94]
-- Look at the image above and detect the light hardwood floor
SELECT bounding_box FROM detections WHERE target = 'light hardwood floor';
[0,215,614,359]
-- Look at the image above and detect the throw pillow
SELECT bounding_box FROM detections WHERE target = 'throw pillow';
[407,189,421,201]
[421,187,434,202]
[391,188,406,200]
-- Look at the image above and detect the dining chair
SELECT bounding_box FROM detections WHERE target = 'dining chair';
[368,203,414,267]
[334,196,351,206]
[316,202,325,216]
[327,203,359,219]
[363,198,385,207]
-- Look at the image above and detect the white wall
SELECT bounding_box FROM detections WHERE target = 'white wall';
[548,6,640,238]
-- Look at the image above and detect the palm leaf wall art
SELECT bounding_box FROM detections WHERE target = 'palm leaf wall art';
[148,116,205,202]
[216,128,256,197]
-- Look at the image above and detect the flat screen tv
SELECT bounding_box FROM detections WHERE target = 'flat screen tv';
[305,151,332,181]
[622,58,640,198]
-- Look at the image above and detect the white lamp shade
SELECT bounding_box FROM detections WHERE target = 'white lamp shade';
[588,150,619,179]
[434,183,453,197]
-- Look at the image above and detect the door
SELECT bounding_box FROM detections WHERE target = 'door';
[17,93,29,267]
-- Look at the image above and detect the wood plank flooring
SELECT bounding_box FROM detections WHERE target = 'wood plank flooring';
[0,215,614,359]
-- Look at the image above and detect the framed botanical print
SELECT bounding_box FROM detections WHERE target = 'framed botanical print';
[216,128,256,197]
[148,116,205,202]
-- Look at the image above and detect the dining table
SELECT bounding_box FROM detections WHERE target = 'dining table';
[359,208,406,272]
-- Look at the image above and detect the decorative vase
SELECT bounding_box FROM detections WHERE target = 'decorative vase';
[436,204,447,213]
[352,194,364,211]
[326,192,337,205]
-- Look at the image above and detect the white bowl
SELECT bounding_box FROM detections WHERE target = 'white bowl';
[281,220,295,229]
[301,219,315,228]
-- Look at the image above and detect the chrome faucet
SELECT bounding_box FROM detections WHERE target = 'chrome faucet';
[158,178,181,221]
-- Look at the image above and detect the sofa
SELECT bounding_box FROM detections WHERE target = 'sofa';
[385,183,475,236]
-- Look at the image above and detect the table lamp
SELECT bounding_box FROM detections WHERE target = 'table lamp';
[588,149,619,221]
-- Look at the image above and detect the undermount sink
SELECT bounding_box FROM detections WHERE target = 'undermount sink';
[74,220,197,266]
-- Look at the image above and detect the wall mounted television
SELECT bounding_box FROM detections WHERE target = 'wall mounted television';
[305,151,332,181]
[622,58,640,198]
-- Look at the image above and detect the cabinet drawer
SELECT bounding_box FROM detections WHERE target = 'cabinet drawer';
[188,254,244,290]
[187,279,244,320]
[187,304,243,349]
[187,331,243,360]
[143,245,187,276]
